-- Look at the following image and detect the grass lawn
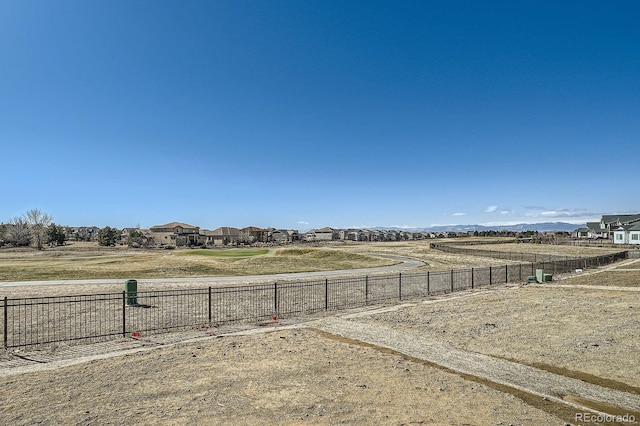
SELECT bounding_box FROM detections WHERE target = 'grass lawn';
[0,244,395,281]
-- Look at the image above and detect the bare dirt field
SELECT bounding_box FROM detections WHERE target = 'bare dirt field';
[2,261,640,425]
[359,285,640,390]
[0,326,570,426]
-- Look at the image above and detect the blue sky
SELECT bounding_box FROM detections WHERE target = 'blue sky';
[1,1,638,230]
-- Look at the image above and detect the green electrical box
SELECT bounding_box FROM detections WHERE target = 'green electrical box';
[544,273,553,282]
[125,279,138,306]
[536,269,544,283]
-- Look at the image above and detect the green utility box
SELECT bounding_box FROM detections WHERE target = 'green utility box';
[544,273,553,282]
[527,275,536,283]
[125,279,138,306]
[536,269,544,283]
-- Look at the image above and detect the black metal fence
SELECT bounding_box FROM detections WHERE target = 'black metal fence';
[430,242,588,263]
[1,250,629,349]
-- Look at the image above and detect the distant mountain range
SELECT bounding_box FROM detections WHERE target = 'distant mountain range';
[371,222,582,233]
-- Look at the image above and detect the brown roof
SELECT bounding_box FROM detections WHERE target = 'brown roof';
[150,222,199,231]
[241,226,266,232]
[209,227,241,236]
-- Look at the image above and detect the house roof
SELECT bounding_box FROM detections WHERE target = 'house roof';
[150,222,199,231]
[586,222,601,232]
[601,214,640,225]
[613,222,640,231]
[210,227,240,236]
[315,227,334,233]
[241,226,266,232]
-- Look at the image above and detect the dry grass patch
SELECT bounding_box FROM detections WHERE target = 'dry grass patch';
[0,328,564,425]
[557,269,640,287]
[358,285,640,389]
[447,242,622,257]
[0,245,395,282]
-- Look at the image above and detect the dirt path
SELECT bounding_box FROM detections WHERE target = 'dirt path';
[312,317,640,418]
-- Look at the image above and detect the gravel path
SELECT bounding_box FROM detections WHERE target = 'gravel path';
[313,317,640,417]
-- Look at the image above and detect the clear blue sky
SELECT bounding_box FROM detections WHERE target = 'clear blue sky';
[2,1,638,230]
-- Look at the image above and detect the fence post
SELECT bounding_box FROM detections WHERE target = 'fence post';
[471,268,474,289]
[3,296,7,349]
[489,266,493,285]
[122,291,126,338]
[427,271,430,295]
[208,286,212,325]
[505,265,508,283]
[325,279,329,310]
[273,282,279,317]
[450,269,454,292]
[519,263,522,281]
[399,273,402,300]
[365,275,369,304]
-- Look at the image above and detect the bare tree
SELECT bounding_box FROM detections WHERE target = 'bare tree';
[4,217,32,247]
[24,208,52,250]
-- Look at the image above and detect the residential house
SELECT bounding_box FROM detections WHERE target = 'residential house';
[601,214,640,239]
[315,227,336,240]
[304,227,336,241]
[360,229,373,241]
[203,227,240,246]
[149,222,201,247]
[270,229,292,243]
[239,226,269,244]
[613,222,640,245]
[575,222,604,239]
[70,226,99,242]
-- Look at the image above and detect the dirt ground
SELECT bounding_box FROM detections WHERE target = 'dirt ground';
[2,274,639,425]
[359,285,640,390]
[0,327,567,426]
[1,254,638,425]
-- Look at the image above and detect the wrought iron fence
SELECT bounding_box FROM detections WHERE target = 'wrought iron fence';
[1,250,629,349]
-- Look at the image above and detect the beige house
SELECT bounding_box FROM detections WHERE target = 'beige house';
[304,227,335,241]
[204,227,241,246]
[239,226,269,243]
[149,222,201,247]
[270,229,301,243]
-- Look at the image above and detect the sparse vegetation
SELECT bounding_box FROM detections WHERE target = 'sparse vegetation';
[177,249,270,257]
[0,240,627,282]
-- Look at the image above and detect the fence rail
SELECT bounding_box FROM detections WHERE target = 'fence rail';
[2,250,630,349]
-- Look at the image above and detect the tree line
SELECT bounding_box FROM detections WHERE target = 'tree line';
[0,209,142,249]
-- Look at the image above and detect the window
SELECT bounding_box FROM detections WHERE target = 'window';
[632,234,639,241]
[616,234,623,240]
